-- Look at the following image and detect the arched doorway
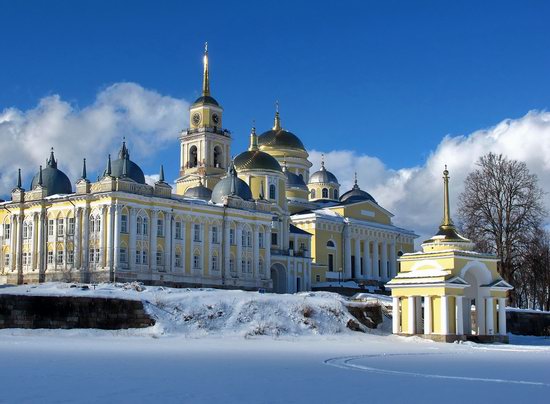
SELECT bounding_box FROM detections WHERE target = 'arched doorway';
[270,263,287,294]
[213,146,222,168]
[189,146,198,168]
[462,264,492,335]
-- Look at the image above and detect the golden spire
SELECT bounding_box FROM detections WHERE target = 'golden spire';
[442,165,453,227]
[273,100,281,130]
[202,42,210,96]
[249,122,258,151]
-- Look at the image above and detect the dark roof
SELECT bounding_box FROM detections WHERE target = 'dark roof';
[103,142,146,184]
[283,167,308,190]
[258,128,305,151]
[290,223,312,235]
[184,183,212,201]
[234,150,282,172]
[339,184,377,204]
[211,164,253,204]
[30,150,72,196]
[192,95,219,106]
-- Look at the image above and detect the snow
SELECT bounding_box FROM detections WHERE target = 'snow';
[1,283,550,403]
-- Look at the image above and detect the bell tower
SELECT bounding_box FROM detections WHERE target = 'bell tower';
[176,43,232,195]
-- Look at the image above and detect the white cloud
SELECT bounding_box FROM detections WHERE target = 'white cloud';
[0,83,188,197]
[309,110,550,242]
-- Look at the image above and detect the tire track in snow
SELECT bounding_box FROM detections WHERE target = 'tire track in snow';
[324,353,550,387]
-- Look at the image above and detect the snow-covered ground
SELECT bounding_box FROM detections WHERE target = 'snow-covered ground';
[1,283,550,403]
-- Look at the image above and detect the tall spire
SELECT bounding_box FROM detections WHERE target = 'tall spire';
[16,168,22,189]
[38,166,43,186]
[159,164,165,182]
[47,147,57,169]
[249,124,258,151]
[106,154,112,177]
[81,158,87,180]
[273,100,281,130]
[229,160,237,195]
[320,153,325,170]
[442,165,453,227]
[202,42,210,96]
[121,155,128,177]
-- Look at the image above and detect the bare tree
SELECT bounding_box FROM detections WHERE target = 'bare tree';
[519,228,550,311]
[458,153,546,305]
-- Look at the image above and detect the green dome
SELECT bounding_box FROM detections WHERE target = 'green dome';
[234,150,282,172]
[30,150,72,196]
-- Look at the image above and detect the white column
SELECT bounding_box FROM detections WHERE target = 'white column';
[253,225,259,278]
[407,296,416,334]
[10,214,17,272]
[486,297,495,335]
[74,208,81,269]
[440,295,449,335]
[37,212,44,272]
[29,214,36,271]
[264,227,271,279]
[165,212,171,272]
[113,205,121,271]
[224,222,231,279]
[354,237,360,279]
[343,225,352,279]
[372,241,379,280]
[498,297,507,336]
[424,296,432,335]
[392,297,401,334]
[455,296,464,336]
[415,296,423,333]
[83,207,90,271]
[477,296,486,335]
[389,241,397,278]
[236,224,242,277]
[98,206,105,268]
[381,240,388,281]
[106,204,113,270]
[363,239,371,279]
[150,210,158,271]
[129,208,136,270]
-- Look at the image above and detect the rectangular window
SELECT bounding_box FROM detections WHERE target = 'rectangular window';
[68,218,75,236]
[229,258,235,273]
[120,248,127,264]
[136,250,141,264]
[89,249,94,263]
[328,254,334,272]
[96,218,101,233]
[271,233,278,246]
[300,242,306,251]
[142,250,148,265]
[247,260,252,273]
[241,231,246,246]
[136,218,142,235]
[193,224,201,242]
[67,250,74,264]
[4,224,10,240]
[157,219,164,237]
[316,274,321,282]
[289,240,295,251]
[241,260,246,273]
[95,249,100,263]
[259,233,264,248]
[121,215,128,233]
[211,255,218,271]
[48,220,54,236]
[22,252,27,266]
[56,250,64,264]
[193,255,201,269]
[175,253,182,268]
[4,253,10,267]
[175,222,182,239]
[229,229,235,245]
[156,251,163,266]
[247,232,251,247]
[212,226,218,244]
[57,219,64,237]
[142,219,148,236]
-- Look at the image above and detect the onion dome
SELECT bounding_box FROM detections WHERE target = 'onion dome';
[234,126,282,172]
[211,162,253,204]
[282,161,308,190]
[192,43,219,107]
[309,159,338,185]
[340,173,376,204]
[103,141,146,184]
[184,177,212,201]
[30,148,72,196]
[423,166,471,245]
[258,106,306,151]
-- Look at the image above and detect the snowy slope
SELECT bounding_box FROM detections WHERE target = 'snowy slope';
[1,282,385,338]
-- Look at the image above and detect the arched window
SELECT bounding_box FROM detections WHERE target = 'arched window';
[311,189,316,199]
[326,240,335,248]
[137,217,143,235]
[298,173,303,181]
[269,184,276,200]
[322,188,328,198]
[333,189,339,199]
[189,145,198,168]
[213,146,223,168]
[142,217,149,236]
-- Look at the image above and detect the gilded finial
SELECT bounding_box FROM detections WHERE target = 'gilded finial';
[249,123,258,151]
[273,100,281,130]
[202,41,210,96]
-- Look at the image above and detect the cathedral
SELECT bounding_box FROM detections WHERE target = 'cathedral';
[0,45,416,293]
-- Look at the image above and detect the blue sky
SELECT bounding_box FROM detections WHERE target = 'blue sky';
[2,1,550,236]
[2,1,549,170]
